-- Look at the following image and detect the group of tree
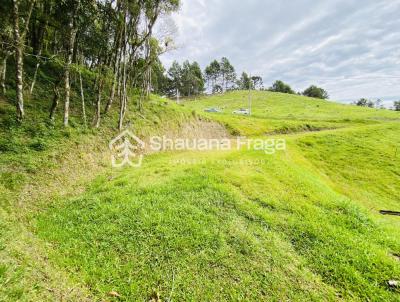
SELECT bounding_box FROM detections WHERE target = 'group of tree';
[163,67,332,100]
[236,72,263,90]
[0,0,180,130]
[268,80,295,94]
[162,60,204,97]
[203,58,264,93]
[355,98,378,108]
[355,98,400,110]
[204,57,241,93]
[267,80,329,99]
[160,57,264,97]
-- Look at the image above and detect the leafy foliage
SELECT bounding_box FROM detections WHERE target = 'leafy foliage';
[302,85,329,99]
[268,80,295,94]
[205,59,222,91]
[394,100,400,111]
[356,98,375,108]
[165,60,205,97]
[0,0,181,128]
[237,72,252,90]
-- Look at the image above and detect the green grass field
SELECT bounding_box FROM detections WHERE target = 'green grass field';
[1,91,400,301]
[182,91,399,136]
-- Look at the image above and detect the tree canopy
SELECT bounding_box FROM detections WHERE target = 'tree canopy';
[268,80,295,94]
[355,98,375,108]
[237,72,252,90]
[394,101,400,111]
[302,85,329,99]
[1,0,180,129]
[204,59,221,92]
[165,60,205,97]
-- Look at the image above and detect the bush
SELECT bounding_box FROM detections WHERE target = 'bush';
[0,138,16,152]
[268,80,295,94]
[29,139,48,151]
[302,85,329,99]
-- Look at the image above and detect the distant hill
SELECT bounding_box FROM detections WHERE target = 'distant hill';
[182,90,399,136]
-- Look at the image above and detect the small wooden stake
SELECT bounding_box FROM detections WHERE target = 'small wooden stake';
[380,210,400,216]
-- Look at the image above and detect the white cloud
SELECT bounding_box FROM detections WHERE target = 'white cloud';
[160,0,400,101]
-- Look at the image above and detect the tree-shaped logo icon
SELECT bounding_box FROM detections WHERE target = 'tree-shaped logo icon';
[109,130,145,168]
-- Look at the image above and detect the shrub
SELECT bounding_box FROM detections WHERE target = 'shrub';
[268,80,295,94]
[302,85,329,99]
[29,139,48,151]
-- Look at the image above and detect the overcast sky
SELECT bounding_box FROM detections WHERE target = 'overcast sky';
[159,0,400,104]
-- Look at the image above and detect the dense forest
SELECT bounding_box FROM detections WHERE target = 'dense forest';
[0,0,180,130]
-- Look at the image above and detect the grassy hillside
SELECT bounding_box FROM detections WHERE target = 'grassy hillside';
[183,91,399,136]
[0,86,204,301]
[1,89,400,301]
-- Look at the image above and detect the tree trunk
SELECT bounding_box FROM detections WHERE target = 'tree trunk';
[138,26,152,112]
[30,5,48,96]
[144,61,152,97]
[63,0,80,126]
[49,86,60,121]
[118,66,127,131]
[63,63,71,126]
[93,78,103,128]
[144,37,152,99]
[72,30,79,64]
[104,39,121,114]
[29,48,41,95]
[79,72,87,127]
[12,0,24,121]
[0,54,8,94]
[105,65,118,114]
[118,9,128,131]
[116,66,122,100]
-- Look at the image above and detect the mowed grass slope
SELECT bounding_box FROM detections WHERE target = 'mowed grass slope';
[183,91,400,136]
[32,92,400,301]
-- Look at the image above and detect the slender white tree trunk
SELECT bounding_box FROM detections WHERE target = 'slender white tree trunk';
[63,0,80,126]
[0,54,8,94]
[144,27,152,99]
[49,85,60,121]
[93,77,103,128]
[139,35,152,112]
[105,45,121,114]
[63,27,77,126]
[29,47,43,95]
[30,62,39,95]
[118,55,128,131]
[118,9,128,131]
[12,0,24,121]
[79,71,86,127]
